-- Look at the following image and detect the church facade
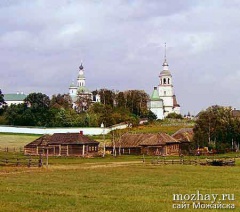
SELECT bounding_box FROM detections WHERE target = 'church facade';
[148,55,180,119]
[69,63,100,111]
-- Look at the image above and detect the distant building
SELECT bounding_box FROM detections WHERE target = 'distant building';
[148,45,180,119]
[69,63,100,110]
[24,131,99,157]
[107,133,180,156]
[4,92,27,106]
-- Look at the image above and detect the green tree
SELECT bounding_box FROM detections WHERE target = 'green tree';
[166,112,183,119]
[50,94,72,109]
[0,89,6,115]
[99,89,115,107]
[193,105,240,151]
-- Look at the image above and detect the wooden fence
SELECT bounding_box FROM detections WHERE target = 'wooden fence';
[0,147,24,153]
[149,157,236,166]
[0,157,43,167]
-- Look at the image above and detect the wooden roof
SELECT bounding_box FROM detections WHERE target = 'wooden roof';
[25,135,51,147]
[49,133,99,145]
[25,133,99,147]
[114,133,179,148]
[172,128,193,142]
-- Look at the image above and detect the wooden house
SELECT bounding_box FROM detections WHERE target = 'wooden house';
[24,131,99,157]
[172,128,194,154]
[110,133,180,156]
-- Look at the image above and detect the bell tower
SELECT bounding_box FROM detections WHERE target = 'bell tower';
[77,63,86,87]
[158,43,180,116]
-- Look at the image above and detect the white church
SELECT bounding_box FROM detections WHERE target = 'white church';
[69,63,100,110]
[148,51,180,119]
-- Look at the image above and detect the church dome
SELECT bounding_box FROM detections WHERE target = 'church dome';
[69,81,76,88]
[77,86,91,94]
[160,69,172,76]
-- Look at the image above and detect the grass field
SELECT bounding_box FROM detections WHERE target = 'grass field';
[0,158,239,212]
[0,133,39,149]
[0,133,239,211]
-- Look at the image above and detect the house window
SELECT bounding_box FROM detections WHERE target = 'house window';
[164,91,166,96]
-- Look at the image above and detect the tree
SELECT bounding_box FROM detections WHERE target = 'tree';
[0,89,7,115]
[193,105,240,152]
[0,89,5,107]
[115,92,126,108]
[99,89,115,107]
[50,94,72,109]
[166,112,183,119]
[125,90,149,116]
[75,94,92,113]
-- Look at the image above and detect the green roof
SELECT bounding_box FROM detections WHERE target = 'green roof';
[150,88,161,101]
[4,93,27,101]
[77,86,91,93]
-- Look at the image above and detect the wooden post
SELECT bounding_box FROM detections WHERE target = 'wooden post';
[59,145,61,156]
[128,148,130,155]
[67,145,69,156]
[16,158,20,166]
[46,148,49,169]
[36,146,39,155]
[82,144,85,157]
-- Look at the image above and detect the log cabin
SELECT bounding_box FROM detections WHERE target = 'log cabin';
[24,131,99,157]
[109,133,180,156]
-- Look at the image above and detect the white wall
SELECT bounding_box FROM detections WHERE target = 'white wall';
[0,124,127,135]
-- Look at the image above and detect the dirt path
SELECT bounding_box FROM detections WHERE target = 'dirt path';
[0,161,144,175]
[50,161,143,170]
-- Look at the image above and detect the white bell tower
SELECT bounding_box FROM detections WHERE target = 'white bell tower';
[158,43,180,117]
[77,63,86,87]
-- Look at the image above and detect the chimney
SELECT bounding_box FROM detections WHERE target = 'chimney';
[80,131,83,135]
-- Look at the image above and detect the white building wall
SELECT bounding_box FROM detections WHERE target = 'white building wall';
[5,100,24,106]
[0,124,129,135]
[151,108,164,120]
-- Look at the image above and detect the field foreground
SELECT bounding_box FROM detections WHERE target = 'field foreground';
[0,158,239,212]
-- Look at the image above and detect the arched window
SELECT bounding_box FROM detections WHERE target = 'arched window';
[168,78,170,84]
[163,78,166,84]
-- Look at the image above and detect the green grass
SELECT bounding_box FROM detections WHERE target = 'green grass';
[0,133,39,149]
[0,132,239,211]
[0,160,239,212]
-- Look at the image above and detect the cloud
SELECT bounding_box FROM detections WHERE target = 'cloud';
[1,0,240,115]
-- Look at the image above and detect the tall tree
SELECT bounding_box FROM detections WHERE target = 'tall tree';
[0,89,6,115]
[24,93,51,126]
[50,94,72,109]
[99,89,115,107]
[0,89,5,107]
[193,105,240,151]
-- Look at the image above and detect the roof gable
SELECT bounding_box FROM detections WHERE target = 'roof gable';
[4,93,27,101]
[116,133,179,148]
[49,133,99,145]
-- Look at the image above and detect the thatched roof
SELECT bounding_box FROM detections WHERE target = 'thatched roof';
[172,128,193,142]
[114,133,179,148]
[25,133,99,148]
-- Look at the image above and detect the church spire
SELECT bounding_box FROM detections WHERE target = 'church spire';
[79,62,84,70]
[163,43,168,65]
[162,43,169,70]
[164,42,167,62]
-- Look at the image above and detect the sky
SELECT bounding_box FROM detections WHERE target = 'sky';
[1,0,240,115]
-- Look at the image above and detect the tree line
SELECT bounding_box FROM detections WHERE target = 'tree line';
[0,89,156,127]
[193,105,240,152]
